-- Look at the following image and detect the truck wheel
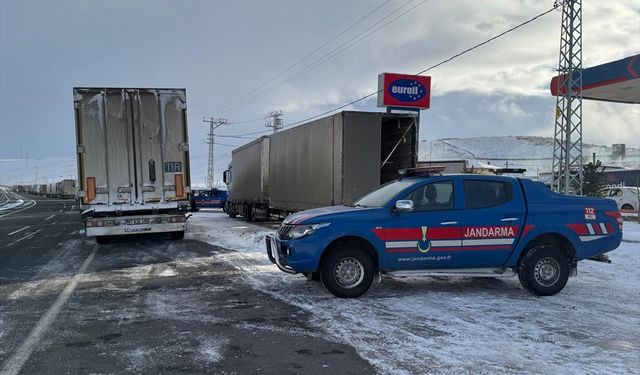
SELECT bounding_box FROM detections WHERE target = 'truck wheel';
[244,204,254,222]
[95,236,110,244]
[320,246,375,298]
[171,231,185,240]
[227,204,237,218]
[518,244,569,296]
[621,204,633,210]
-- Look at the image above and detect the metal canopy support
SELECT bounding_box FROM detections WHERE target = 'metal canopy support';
[551,0,583,195]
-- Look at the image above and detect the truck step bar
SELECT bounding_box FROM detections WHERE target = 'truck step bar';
[384,268,516,279]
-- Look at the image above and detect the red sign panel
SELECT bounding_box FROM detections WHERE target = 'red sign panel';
[377,73,431,109]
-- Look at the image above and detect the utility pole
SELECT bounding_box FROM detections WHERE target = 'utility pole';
[264,110,284,133]
[202,117,229,189]
[551,0,583,195]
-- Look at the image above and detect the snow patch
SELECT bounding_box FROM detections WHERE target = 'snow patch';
[189,211,640,375]
[198,337,229,363]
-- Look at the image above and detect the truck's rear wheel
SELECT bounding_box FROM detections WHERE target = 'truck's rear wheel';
[320,246,375,298]
[244,204,254,222]
[95,236,110,244]
[518,244,569,296]
[171,231,185,240]
[621,204,634,210]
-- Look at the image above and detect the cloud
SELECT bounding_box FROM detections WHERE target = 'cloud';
[0,0,638,184]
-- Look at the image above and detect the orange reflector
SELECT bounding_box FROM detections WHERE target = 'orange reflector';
[86,177,96,203]
[175,174,184,198]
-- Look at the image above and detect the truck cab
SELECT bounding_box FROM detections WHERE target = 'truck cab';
[267,170,623,298]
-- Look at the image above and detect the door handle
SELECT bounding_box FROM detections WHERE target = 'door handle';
[501,218,518,222]
[440,221,458,226]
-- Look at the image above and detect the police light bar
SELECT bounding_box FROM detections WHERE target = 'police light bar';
[399,166,446,177]
[492,168,527,175]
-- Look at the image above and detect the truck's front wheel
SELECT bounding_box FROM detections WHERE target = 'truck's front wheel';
[518,245,569,296]
[320,246,375,298]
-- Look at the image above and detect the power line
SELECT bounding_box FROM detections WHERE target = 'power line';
[212,0,394,115]
[282,4,560,129]
[217,0,425,116]
[214,142,243,147]
[231,117,265,125]
[218,4,559,140]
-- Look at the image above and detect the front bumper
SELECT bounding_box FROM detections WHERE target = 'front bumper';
[266,233,297,274]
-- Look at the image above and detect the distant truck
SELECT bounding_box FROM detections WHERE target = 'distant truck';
[47,179,76,198]
[601,168,640,188]
[224,111,419,221]
[73,87,191,243]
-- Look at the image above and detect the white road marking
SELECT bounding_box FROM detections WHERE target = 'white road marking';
[8,226,31,236]
[0,200,24,212]
[0,246,98,375]
[0,200,36,218]
[15,229,44,243]
[44,214,56,221]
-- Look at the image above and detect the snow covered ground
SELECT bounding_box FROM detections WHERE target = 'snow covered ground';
[420,136,640,176]
[188,211,639,375]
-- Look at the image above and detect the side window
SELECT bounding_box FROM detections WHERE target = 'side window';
[612,189,622,197]
[464,180,513,209]
[402,181,454,211]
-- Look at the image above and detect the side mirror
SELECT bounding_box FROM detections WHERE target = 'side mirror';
[395,200,414,213]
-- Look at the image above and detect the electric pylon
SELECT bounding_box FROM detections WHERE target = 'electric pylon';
[265,111,284,133]
[551,0,583,195]
[202,117,229,189]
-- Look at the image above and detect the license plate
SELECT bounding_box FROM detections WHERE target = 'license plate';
[125,218,150,225]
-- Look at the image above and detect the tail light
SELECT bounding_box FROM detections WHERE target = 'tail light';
[605,211,623,231]
[174,174,184,198]
[86,177,96,203]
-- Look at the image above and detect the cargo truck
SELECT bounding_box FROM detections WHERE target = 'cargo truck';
[73,88,191,243]
[224,111,418,221]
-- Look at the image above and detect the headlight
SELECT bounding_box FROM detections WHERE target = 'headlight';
[286,223,330,240]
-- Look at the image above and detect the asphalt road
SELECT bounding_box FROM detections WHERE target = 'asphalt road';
[0,192,373,374]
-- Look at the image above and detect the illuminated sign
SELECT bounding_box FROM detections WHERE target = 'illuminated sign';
[378,73,431,109]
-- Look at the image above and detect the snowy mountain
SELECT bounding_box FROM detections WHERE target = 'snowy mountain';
[420,136,640,176]
[2,136,638,186]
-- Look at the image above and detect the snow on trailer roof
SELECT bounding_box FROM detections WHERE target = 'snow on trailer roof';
[550,54,640,104]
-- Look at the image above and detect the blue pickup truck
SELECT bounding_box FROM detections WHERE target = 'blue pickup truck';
[266,169,623,298]
[190,188,228,211]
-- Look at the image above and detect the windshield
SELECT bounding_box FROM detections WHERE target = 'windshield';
[353,180,417,208]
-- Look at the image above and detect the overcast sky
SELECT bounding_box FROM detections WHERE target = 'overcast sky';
[1,0,638,183]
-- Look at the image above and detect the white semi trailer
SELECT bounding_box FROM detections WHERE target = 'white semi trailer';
[73,88,191,243]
